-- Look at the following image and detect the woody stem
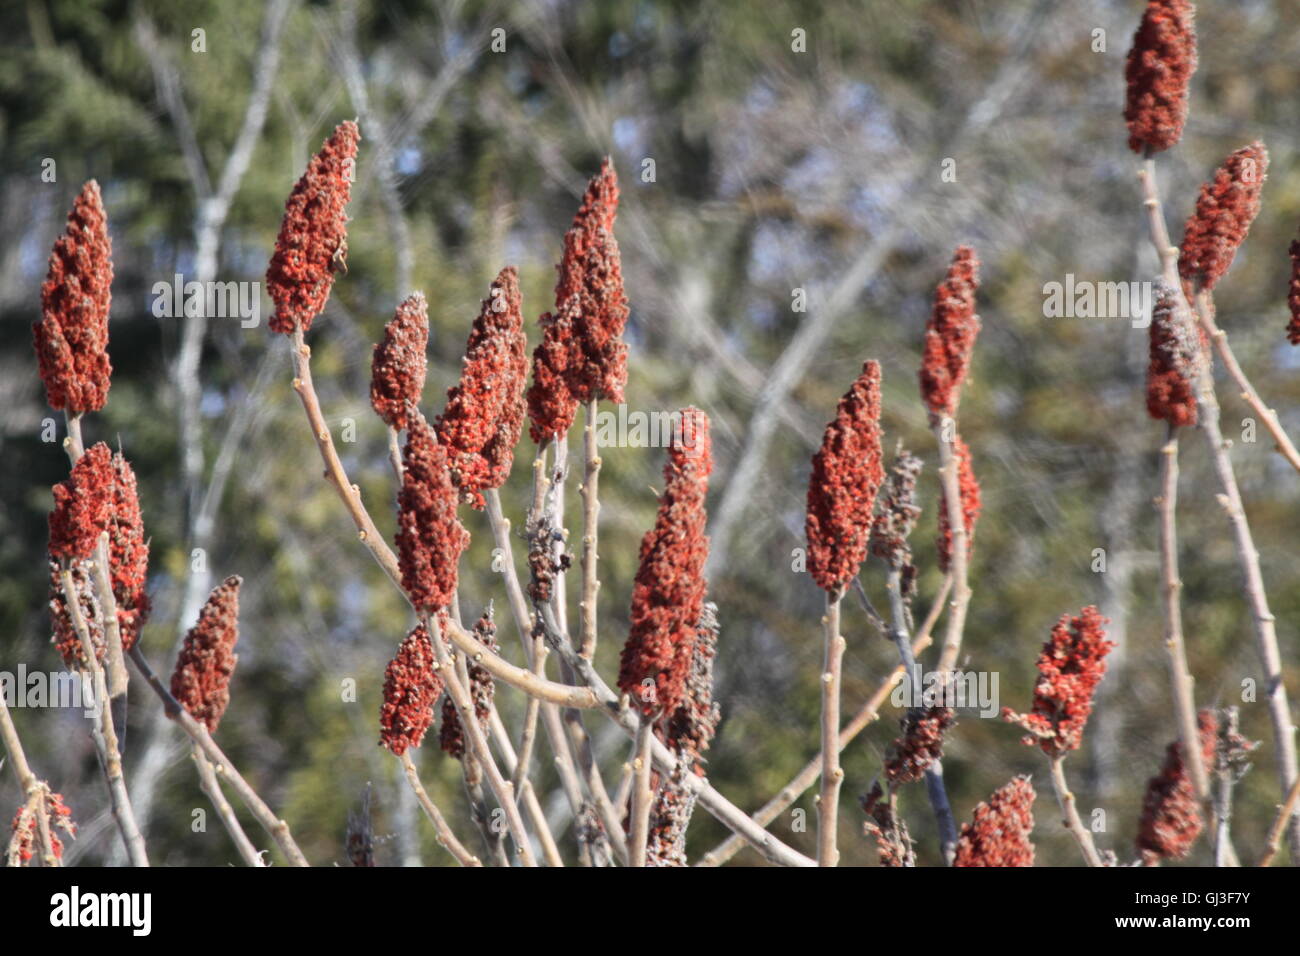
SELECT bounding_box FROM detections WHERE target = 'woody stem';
[127,644,309,866]
[1048,755,1102,867]
[817,589,845,866]
[698,574,951,866]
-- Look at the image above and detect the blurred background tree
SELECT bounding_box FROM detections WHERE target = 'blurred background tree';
[2,0,1300,865]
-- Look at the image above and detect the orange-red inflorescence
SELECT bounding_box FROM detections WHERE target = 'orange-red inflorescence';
[1287,235,1300,345]
[396,414,470,615]
[266,121,359,334]
[952,776,1037,867]
[936,435,980,574]
[47,443,150,664]
[34,180,113,415]
[9,791,76,865]
[379,624,443,756]
[1124,0,1197,155]
[806,361,885,593]
[436,268,528,509]
[526,160,628,443]
[1136,709,1217,864]
[564,228,629,406]
[1178,142,1268,293]
[439,607,498,759]
[619,408,713,719]
[1003,606,1114,758]
[527,297,581,444]
[919,246,981,420]
[170,576,242,733]
[1146,286,1202,427]
[48,443,115,562]
[370,293,429,431]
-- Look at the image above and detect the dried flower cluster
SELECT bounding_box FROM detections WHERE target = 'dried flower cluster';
[379,624,443,756]
[396,415,470,615]
[33,180,114,415]
[869,448,922,575]
[527,160,628,442]
[345,787,375,867]
[436,268,528,509]
[1123,0,1197,155]
[1003,606,1114,757]
[1146,285,1203,427]
[885,705,957,785]
[370,293,429,431]
[861,784,916,867]
[47,443,150,661]
[48,442,114,562]
[1135,709,1217,864]
[663,602,722,766]
[170,576,242,733]
[918,246,981,419]
[8,791,76,866]
[806,361,885,594]
[952,776,1036,867]
[936,436,980,574]
[1178,142,1269,293]
[266,121,359,334]
[618,408,713,719]
[645,761,698,867]
[439,607,499,759]
[1287,234,1300,346]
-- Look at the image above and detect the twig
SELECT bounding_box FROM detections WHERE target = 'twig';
[485,709,564,867]
[62,410,84,464]
[127,644,309,866]
[698,574,951,866]
[934,418,972,673]
[528,442,623,865]
[627,719,655,866]
[1195,293,1300,476]
[289,331,399,587]
[578,400,601,659]
[60,569,148,866]
[884,567,958,861]
[1213,708,1242,868]
[192,745,265,867]
[1155,428,1209,800]
[1257,774,1300,867]
[0,693,59,866]
[1139,158,1300,859]
[386,425,404,483]
[817,590,846,866]
[88,534,129,699]
[482,487,546,808]
[1048,755,1103,867]
[427,614,538,866]
[397,751,482,867]
[538,602,816,867]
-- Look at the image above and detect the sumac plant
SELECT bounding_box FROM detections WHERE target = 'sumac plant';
[5,0,1300,869]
